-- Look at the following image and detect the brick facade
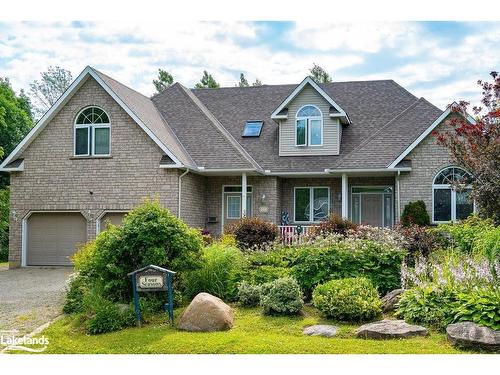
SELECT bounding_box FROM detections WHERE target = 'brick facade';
[398,119,454,221]
[8,77,180,267]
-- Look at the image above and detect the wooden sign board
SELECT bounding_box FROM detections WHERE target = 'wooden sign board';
[135,269,167,292]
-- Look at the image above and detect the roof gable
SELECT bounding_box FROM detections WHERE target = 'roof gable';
[1,66,191,171]
[271,77,350,124]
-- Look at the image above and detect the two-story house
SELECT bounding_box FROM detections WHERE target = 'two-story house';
[0,66,475,267]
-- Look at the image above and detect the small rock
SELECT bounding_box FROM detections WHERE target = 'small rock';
[178,292,234,332]
[303,325,337,338]
[446,322,500,352]
[356,319,428,339]
[381,289,404,312]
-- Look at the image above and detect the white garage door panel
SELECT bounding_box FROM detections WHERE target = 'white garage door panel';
[27,213,87,266]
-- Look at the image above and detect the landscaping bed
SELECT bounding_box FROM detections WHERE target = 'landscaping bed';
[30,306,465,354]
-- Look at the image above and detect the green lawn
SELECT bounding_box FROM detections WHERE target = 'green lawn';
[27,306,466,354]
[0,261,8,269]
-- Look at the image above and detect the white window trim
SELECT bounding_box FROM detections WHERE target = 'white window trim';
[351,186,394,227]
[221,185,253,232]
[74,106,111,157]
[293,186,330,223]
[431,166,475,224]
[295,105,323,147]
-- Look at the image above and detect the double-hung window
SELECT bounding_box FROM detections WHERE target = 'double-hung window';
[295,105,323,146]
[294,187,329,222]
[74,106,111,156]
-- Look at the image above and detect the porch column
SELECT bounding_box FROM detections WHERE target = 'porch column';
[341,173,348,219]
[241,172,247,217]
[395,171,401,224]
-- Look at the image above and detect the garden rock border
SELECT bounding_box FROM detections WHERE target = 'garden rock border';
[355,319,429,339]
[303,325,337,338]
[446,321,500,352]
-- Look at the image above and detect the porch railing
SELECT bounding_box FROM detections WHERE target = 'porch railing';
[278,225,316,246]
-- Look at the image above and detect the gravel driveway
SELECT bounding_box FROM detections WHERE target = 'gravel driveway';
[0,267,73,337]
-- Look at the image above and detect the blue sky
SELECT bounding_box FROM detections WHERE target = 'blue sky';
[0,21,499,109]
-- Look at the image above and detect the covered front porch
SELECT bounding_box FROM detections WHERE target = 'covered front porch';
[194,169,403,237]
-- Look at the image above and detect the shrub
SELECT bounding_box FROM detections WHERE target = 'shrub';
[63,275,90,314]
[308,214,357,237]
[312,277,382,322]
[260,277,304,315]
[473,227,500,264]
[453,287,500,330]
[83,291,135,335]
[435,215,496,254]
[246,265,291,285]
[237,281,262,307]
[219,233,237,247]
[226,217,278,250]
[0,188,9,262]
[183,243,246,301]
[396,224,439,259]
[400,200,430,227]
[291,238,406,297]
[71,198,204,303]
[396,285,457,330]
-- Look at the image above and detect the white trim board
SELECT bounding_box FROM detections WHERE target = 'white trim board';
[388,103,477,169]
[271,77,351,124]
[0,66,183,171]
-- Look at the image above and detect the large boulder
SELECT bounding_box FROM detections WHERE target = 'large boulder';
[381,289,404,313]
[356,319,429,339]
[178,293,234,332]
[303,325,337,338]
[446,322,500,352]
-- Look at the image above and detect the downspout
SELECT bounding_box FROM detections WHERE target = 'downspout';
[396,170,401,224]
[178,169,189,220]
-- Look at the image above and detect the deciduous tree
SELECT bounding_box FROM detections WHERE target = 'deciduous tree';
[434,71,500,223]
[29,66,73,119]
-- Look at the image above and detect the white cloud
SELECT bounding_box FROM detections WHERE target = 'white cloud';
[288,22,423,53]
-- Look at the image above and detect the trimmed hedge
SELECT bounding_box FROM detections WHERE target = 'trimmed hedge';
[401,200,430,227]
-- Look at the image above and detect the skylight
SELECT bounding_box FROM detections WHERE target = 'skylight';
[242,121,263,137]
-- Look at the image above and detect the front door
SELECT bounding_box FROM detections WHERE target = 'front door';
[222,186,252,231]
[351,186,393,227]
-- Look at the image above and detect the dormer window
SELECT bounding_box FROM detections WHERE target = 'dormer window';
[74,106,111,156]
[295,105,322,147]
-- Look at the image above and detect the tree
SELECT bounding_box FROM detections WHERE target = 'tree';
[153,69,174,93]
[29,66,73,119]
[0,78,34,187]
[195,71,220,89]
[252,78,263,87]
[434,71,500,224]
[309,63,332,83]
[238,73,249,87]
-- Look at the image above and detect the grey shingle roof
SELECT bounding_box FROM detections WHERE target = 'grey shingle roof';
[93,68,196,168]
[181,80,441,172]
[151,83,252,169]
[94,68,443,172]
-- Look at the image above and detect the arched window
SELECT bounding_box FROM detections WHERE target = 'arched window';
[432,166,474,222]
[74,107,111,156]
[295,105,323,147]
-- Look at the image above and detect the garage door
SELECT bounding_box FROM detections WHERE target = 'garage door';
[99,212,127,232]
[27,212,87,266]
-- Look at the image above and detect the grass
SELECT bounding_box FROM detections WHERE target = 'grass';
[0,261,8,268]
[25,306,466,354]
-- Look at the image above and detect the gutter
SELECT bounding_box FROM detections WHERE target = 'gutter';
[178,169,189,219]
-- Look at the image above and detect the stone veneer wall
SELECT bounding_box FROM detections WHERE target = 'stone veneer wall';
[398,119,454,221]
[8,77,180,267]
[204,176,280,236]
